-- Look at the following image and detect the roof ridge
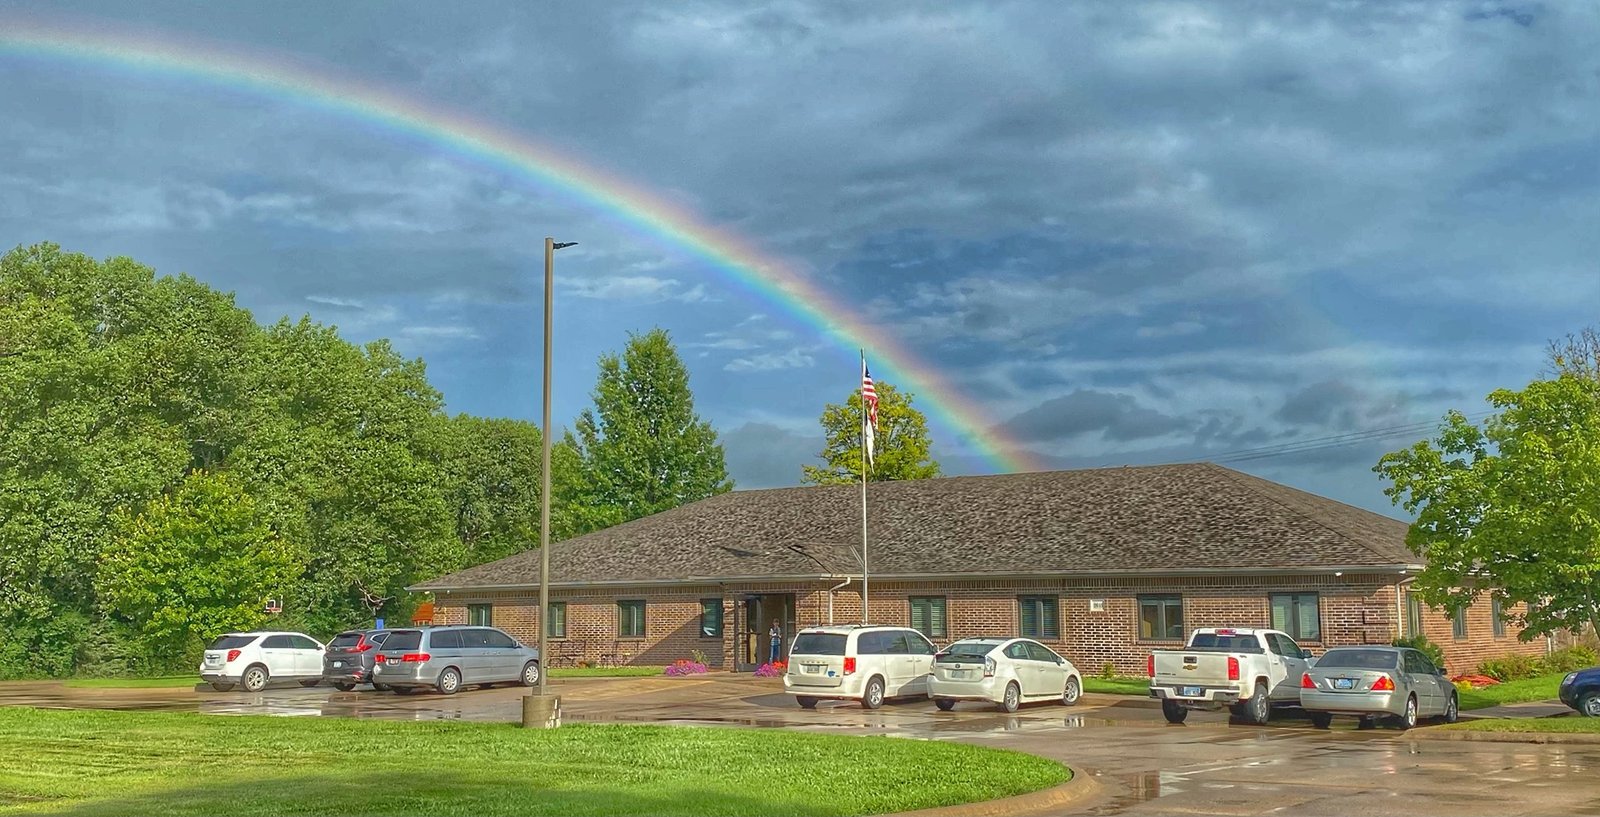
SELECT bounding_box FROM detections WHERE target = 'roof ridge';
[1201,463,1408,564]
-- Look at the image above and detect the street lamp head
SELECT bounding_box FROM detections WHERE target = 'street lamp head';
[552,241,578,250]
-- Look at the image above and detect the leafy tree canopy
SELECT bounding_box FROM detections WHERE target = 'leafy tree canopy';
[802,381,941,484]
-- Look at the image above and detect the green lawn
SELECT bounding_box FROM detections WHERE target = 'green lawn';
[1442,716,1597,734]
[1459,673,1567,710]
[1083,676,1150,696]
[61,677,196,689]
[0,707,1068,816]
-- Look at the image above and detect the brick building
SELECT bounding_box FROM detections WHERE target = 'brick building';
[410,463,1545,675]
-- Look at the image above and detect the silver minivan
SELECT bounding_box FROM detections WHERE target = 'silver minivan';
[372,626,542,695]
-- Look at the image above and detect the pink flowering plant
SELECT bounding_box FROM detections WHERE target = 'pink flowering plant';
[663,658,708,676]
[753,660,786,677]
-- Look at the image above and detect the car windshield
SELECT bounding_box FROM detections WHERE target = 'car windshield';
[936,642,998,662]
[1188,633,1264,652]
[382,630,423,651]
[1315,649,1398,669]
[208,635,258,649]
[328,633,363,648]
[790,633,846,656]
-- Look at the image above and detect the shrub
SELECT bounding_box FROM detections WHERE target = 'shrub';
[663,659,708,677]
[1540,646,1599,674]
[690,648,708,665]
[1454,680,1477,694]
[1099,662,1117,680]
[1392,635,1446,669]
[1478,654,1541,682]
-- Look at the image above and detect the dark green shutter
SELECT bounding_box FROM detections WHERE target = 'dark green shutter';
[930,599,946,637]
[910,599,927,634]
[1020,598,1038,638]
[1043,598,1059,639]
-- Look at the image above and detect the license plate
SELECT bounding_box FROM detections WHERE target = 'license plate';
[1180,686,1203,697]
[949,670,971,680]
[803,664,821,674]
[333,661,343,668]
[1334,678,1354,690]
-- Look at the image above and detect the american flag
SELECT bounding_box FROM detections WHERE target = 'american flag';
[861,356,878,469]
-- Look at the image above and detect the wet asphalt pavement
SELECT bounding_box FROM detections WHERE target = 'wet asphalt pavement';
[4,676,1597,815]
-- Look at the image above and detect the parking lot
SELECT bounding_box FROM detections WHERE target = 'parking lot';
[3,675,1596,815]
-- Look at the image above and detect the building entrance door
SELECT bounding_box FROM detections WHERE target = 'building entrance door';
[734,593,795,672]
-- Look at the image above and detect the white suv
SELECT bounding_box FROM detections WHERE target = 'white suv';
[783,624,937,709]
[199,631,326,692]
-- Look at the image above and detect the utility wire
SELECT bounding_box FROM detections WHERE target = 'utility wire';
[1196,410,1496,465]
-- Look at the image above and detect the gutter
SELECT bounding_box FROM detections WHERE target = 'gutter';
[827,575,852,624]
[408,563,1424,594]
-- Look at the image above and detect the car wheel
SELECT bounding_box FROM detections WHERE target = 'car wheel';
[436,667,462,695]
[1581,692,1600,718]
[935,698,956,712]
[333,682,355,692]
[520,661,541,687]
[242,665,269,693]
[1310,712,1334,729]
[1396,695,1417,731]
[1443,693,1459,724]
[861,676,886,710]
[998,681,1021,713]
[371,683,390,692]
[1161,700,1189,724]
[299,678,321,688]
[1247,681,1270,725]
[796,696,818,709]
[209,682,235,692]
[1062,676,1081,707]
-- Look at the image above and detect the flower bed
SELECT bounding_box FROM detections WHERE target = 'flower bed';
[753,661,786,678]
[664,659,708,677]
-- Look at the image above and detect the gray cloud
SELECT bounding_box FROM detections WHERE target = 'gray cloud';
[722,422,822,489]
[997,388,1190,444]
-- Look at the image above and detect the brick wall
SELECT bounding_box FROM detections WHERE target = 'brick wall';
[1402,589,1547,675]
[431,574,1545,675]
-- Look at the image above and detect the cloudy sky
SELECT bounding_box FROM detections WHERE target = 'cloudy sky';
[3,1,1596,517]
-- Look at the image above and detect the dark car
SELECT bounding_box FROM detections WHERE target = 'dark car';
[1559,666,1600,717]
[322,629,392,691]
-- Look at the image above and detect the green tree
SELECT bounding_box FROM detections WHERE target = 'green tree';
[1374,373,1600,640]
[97,471,306,669]
[437,414,545,565]
[802,381,941,484]
[570,328,731,532]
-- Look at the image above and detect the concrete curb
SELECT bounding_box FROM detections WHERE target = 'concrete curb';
[1411,728,1600,745]
[888,772,1098,817]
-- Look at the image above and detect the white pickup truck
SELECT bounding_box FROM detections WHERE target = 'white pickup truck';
[1148,627,1315,724]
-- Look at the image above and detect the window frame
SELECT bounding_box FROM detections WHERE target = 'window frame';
[1452,605,1468,640]
[617,599,647,639]
[546,602,567,639]
[1017,595,1060,640]
[467,603,493,627]
[908,596,948,639]
[699,598,724,639]
[1406,592,1423,637]
[1491,597,1506,638]
[1268,592,1322,642]
[1137,594,1185,641]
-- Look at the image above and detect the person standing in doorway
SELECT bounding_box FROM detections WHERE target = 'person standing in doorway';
[769,619,783,664]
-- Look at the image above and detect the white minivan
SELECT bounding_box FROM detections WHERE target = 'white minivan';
[782,624,937,709]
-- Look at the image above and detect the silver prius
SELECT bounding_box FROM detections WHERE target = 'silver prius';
[1299,645,1459,730]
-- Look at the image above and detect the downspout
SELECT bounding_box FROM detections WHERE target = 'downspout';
[828,576,852,625]
[1396,575,1407,639]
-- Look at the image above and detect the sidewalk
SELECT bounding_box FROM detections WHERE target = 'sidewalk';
[1460,698,1570,719]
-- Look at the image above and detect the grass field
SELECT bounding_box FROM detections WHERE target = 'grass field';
[1083,676,1150,696]
[0,707,1068,816]
[1442,716,1596,734]
[1459,673,1567,710]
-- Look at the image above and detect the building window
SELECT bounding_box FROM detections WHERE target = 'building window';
[1453,605,1468,640]
[545,602,566,639]
[1406,592,1423,637]
[618,600,646,639]
[1491,597,1506,638]
[1018,595,1059,640]
[699,598,724,638]
[1138,595,1184,640]
[467,604,492,627]
[1269,593,1321,641]
[909,597,947,639]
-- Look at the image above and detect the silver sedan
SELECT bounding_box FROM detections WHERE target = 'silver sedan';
[1299,645,1459,729]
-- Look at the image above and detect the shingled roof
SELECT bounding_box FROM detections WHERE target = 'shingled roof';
[411,463,1418,591]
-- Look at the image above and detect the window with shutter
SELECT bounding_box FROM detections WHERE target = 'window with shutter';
[1019,596,1058,639]
[908,597,946,638]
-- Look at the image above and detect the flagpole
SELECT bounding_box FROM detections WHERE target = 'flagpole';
[860,349,869,626]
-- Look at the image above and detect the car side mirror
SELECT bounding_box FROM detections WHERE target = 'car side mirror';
[1301,649,1314,659]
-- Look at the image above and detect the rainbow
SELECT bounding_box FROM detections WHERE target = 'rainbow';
[0,17,1049,473]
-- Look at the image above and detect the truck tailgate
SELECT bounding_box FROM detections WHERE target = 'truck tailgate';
[1152,651,1235,688]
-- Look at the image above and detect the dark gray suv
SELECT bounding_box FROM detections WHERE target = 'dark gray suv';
[322,629,391,691]
[372,626,542,695]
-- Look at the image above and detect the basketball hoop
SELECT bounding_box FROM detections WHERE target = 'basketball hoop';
[264,599,282,615]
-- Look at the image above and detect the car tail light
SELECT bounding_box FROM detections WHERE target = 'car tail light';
[401,653,430,663]
[1148,655,1156,678]
[1301,673,1316,689]
[842,656,856,675]
[226,650,241,663]
[354,636,373,652]
[1215,628,1236,636]
[374,654,386,663]
[1372,675,1395,691]
[1227,656,1240,681]
[983,657,996,678]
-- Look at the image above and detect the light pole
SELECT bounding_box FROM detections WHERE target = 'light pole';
[526,236,575,728]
